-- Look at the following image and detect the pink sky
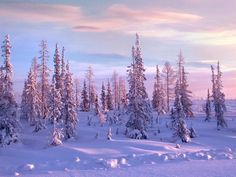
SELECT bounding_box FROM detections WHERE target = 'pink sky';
[0,0,235,99]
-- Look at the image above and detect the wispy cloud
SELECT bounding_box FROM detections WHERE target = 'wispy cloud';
[2,2,234,46]
[0,3,202,33]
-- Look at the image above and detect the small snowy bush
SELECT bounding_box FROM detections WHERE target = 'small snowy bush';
[0,119,19,146]
[127,129,148,139]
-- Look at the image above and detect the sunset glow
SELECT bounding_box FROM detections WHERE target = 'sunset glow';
[0,0,235,99]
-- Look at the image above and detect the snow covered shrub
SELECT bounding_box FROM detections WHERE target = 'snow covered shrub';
[0,119,19,146]
[107,127,112,140]
[127,129,148,139]
[189,127,197,138]
[51,128,64,146]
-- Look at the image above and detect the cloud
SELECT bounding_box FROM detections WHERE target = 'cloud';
[106,4,202,23]
[73,25,101,31]
[0,3,82,24]
[0,2,202,32]
[0,2,235,46]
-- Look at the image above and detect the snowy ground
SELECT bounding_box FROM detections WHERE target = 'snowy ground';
[1,101,236,177]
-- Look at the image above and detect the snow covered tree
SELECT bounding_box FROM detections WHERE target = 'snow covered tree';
[94,94,99,115]
[25,68,43,131]
[100,82,106,111]
[53,43,61,89]
[21,57,40,123]
[60,46,67,122]
[80,80,89,112]
[38,40,51,121]
[32,57,39,79]
[49,76,63,146]
[177,50,184,85]
[211,62,227,129]
[180,67,193,118]
[205,89,211,122]
[162,62,176,112]
[60,47,66,93]
[171,80,191,143]
[75,78,80,111]
[20,80,28,121]
[86,66,96,111]
[126,34,152,139]
[152,65,166,115]
[106,80,113,111]
[112,71,119,110]
[64,62,77,139]
[118,77,128,109]
[176,51,193,118]
[0,35,19,145]
[49,76,62,123]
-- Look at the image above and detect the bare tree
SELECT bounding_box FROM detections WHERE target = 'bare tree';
[162,62,176,112]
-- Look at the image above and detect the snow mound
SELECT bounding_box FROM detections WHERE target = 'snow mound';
[23,164,35,171]
[75,157,81,163]
[104,159,119,168]
[119,158,127,165]
[162,155,169,161]
[14,172,20,176]
[206,154,212,160]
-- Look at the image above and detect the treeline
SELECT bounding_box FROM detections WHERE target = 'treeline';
[0,34,227,146]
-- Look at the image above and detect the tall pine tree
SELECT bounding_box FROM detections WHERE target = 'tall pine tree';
[106,80,113,111]
[126,34,152,139]
[80,80,89,112]
[53,43,61,89]
[100,82,106,112]
[205,89,211,122]
[0,35,19,145]
[152,65,166,115]
[211,62,227,129]
[38,40,51,122]
[64,62,77,139]
[171,80,191,143]
[26,68,43,131]
[180,67,193,118]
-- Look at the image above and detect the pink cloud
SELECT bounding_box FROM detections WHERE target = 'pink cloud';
[107,4,202,23]
[0,3,82,24]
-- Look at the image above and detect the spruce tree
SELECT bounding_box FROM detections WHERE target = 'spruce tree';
[106,80,113,111]
[20,80,29,121]
[49,76,62,123]
[53,43,61,89]
[126,34,152,139]
[80,80,89,112]
[60,46,66,121]
[75,78,80,111]
[100,82,106,112]
[26,68,43,131]
[211,62,227,129]
[171,80,191,143]
[50,76,63,145]
[180,67,193,118]
[0,35,19,145]
[205,89,211,122]
[152,65,166,115]
[64,62,77,139]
